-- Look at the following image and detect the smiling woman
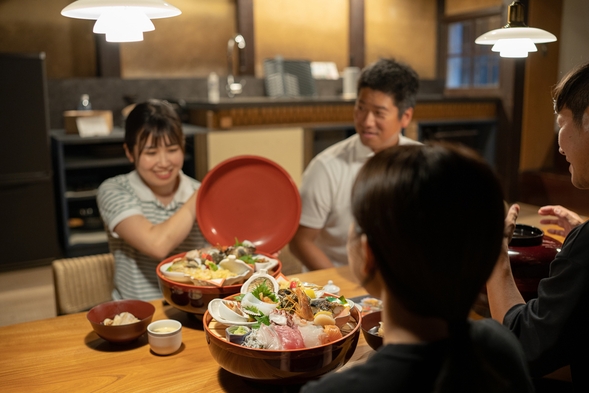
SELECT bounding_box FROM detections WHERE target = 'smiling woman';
[96,99,207,301]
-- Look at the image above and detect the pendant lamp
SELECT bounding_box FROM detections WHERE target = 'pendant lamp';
[475,1,556,58]
[61,0,181,43]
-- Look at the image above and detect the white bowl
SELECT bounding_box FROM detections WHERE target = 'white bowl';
[147,319,182,355]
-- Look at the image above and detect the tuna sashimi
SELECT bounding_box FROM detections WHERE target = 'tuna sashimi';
[274,325,305,349]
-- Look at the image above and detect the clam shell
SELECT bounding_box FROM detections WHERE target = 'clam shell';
[218,300,249,322]
[241,270,280,294]
[240,292,279,316]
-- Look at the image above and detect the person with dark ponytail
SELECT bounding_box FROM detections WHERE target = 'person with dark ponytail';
[301,143,533,392]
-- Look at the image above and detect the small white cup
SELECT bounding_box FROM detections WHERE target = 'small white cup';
[147,319,182,355]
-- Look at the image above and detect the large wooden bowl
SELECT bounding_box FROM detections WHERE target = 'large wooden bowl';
[156,252,282,317]
[203,298,362,383]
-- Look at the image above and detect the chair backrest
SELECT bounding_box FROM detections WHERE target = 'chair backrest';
[52,253,114,315]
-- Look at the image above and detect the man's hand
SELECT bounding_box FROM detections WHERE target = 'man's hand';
[538,205,584,238]
[486,203,525,323]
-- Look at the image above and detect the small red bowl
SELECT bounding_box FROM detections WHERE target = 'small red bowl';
[203,295,362,383]
[156,252,282,316]
[361,311,383,351]
[87,300,155,343]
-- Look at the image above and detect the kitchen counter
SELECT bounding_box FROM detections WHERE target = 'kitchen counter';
[184,95,357,109]
[183,95,499,130]
[182,94,496,109]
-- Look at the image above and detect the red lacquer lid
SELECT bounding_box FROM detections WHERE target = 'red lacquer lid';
[196,155,301,254]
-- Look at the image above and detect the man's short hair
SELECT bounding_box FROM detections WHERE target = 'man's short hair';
[553,62,589,128]
[357,58,419,118]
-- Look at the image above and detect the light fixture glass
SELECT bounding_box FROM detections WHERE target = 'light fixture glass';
[93,9,155,34]
[106,28,144,43]
[61,0,180,42]
[492,38,537,58]
[475,1,556,58]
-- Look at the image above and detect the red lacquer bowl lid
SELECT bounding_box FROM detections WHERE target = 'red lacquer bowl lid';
[196,155,301,255]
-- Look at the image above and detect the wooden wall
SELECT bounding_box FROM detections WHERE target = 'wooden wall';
[520,0,563,171]
[365,0,437,79]
[0,0,437,80]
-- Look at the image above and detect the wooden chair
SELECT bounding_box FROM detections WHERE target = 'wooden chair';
[52,253,115,315]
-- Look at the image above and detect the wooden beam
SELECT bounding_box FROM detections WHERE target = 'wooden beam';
[94,35,121,77]
[236,0,255,75]
[348,0,365,68]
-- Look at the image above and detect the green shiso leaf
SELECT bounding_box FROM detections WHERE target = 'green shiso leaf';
[239,254,256,265]
[253,314,270,328]
[244,305,261,315]
[251,282,278,303]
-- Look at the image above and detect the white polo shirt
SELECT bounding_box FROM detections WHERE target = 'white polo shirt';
[299,133,420,267]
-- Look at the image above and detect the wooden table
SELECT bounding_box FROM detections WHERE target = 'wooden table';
[0,267,374,393]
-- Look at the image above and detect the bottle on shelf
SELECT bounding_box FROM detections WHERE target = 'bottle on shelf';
[207,72,220,103]
[77,94,92,110]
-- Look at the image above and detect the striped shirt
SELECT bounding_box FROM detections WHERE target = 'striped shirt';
[97,170,206,300]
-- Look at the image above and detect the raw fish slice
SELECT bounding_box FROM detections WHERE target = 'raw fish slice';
[322,325,343,343]
[274,325,305,349]
[298,324,326,348]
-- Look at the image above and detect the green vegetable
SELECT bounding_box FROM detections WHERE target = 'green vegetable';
[325,295,348,305]
[252,314,270,329]
[206,261,218,271]
[233,326,249,335]
[251,282,278,303]
[234,237,244,247]
[239,255,256,265]
[244,305,261,315]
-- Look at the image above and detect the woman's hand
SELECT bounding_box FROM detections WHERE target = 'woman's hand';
[538,205,584,238]
[486,203,525,322]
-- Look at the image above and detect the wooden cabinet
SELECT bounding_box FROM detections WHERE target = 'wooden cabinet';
[50,127,200,257]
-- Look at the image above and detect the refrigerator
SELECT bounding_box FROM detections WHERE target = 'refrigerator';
[0,52,60,270]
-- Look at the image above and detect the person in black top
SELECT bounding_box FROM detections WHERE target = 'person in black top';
[487,62,589,391]
[302,143,533,393]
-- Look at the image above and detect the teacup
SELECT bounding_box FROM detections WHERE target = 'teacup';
[147,319,182,355]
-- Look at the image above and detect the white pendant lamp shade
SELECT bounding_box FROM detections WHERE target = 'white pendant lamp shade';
[475,1,556,58]
[61,0,180,19]
[492,38,538,58]
[61,0,180,42]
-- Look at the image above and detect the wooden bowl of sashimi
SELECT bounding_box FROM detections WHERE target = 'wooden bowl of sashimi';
[157,251,282,317]
[203,294,362,383]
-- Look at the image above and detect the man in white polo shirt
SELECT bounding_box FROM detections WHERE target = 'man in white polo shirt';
[289,58,421,270]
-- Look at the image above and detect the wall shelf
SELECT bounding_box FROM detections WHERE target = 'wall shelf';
[51,126,200,257]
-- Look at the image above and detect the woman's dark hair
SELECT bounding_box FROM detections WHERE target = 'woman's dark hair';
[351,143,508,392]
[356,58,419,118]
[124,99,185,161]
[553,61,589,128]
